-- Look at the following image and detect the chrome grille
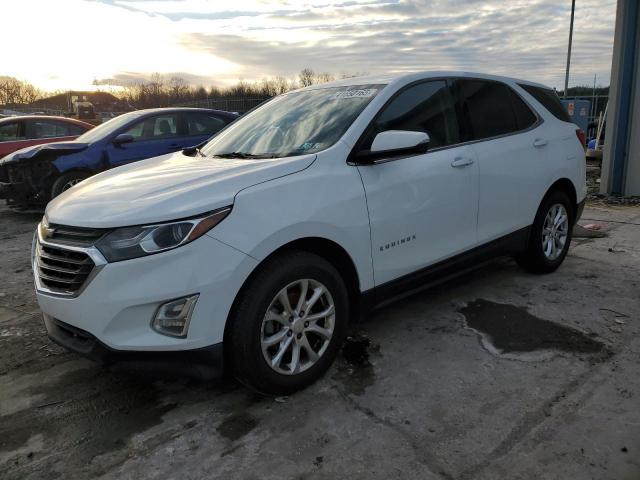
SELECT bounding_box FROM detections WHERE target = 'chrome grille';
[45,224,108,247]
[35,242,95,294]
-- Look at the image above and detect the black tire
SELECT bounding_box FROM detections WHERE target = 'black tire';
[228,250,349,395]
[516,190,574,274]
[50,171,91,199]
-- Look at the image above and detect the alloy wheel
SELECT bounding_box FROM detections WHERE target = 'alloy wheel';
[260,279,335,375]
[541,203,569,260]
[62,178,83,192]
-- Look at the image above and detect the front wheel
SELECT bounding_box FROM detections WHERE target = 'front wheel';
[50,171,90,199]
[516,190,574,274]
[228,251,349,395]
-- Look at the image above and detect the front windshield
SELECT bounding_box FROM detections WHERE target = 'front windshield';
[75,111,142,143]
[201,84,384,159]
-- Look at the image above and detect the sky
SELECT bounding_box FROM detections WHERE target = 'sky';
[3,0,617,92]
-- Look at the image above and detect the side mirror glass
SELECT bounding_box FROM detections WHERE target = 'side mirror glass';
[113,133,134,146]
[357,130,429,162]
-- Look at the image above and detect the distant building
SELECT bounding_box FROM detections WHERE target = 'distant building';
[601,0,640,195]
[29,91,132,114]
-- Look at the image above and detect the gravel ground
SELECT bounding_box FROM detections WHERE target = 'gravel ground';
[1,201,639,480]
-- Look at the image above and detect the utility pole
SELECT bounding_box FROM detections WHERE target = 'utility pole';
[563,0,576,98]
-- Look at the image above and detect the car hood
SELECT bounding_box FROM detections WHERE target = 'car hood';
[0,142,88,165]
[46,151,317,228]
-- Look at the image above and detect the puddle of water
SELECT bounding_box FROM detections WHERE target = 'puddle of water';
[459,299,606,359]
[216,412,258,442]
[342,334,371,365]
[333,333,377,396]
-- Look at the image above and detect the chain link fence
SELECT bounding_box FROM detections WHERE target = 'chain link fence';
[172,96,271,114]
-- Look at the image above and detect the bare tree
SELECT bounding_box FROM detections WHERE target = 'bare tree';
[298,68,315,88]
[169,76,190,101]
[315,72,335,84]
[0,76,42,105]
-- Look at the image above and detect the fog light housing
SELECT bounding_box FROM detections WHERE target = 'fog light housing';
[152,294,199,338]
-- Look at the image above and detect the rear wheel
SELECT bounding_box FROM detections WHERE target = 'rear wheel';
[516,190,573,273]
[51,171,90,198]
[228,251,348,395]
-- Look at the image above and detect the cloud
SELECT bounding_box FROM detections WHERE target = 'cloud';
[178,0,616,88]
[3,0,617,91]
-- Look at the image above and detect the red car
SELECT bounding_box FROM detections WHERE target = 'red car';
[0,116,93,160]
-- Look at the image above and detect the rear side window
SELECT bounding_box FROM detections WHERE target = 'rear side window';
[67,123,89,136]
[509,90,538,130]
[456,80,537,141]
[519,84,570,122]
[26,120,77,139]
[185,113,227,136]
[363,80,459,149]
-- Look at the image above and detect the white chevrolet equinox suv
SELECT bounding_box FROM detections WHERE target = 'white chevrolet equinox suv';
[34,72,586,394]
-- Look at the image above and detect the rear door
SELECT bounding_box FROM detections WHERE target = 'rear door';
[356,79,479,286]
[453,79,545,243]
[106,113,183,168]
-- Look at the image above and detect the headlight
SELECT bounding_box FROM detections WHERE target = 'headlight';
[96,206,231,262]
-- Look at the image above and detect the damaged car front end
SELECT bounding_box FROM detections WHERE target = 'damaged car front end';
[0,142,90,209]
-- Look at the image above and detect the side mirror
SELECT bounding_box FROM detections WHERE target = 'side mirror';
[357,130,430,162]
[113,133,134,146]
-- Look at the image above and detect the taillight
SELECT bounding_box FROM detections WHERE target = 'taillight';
[576,129,586,150]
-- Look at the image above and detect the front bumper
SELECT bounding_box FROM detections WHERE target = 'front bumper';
[1,161,54,208]
[35,231,258,355]
[44,314,224,379]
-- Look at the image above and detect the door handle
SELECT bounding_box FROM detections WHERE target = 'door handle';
[451,157,474,168]
[533,138,548,148]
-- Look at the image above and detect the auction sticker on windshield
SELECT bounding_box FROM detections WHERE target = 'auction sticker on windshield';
[333,89,378,99]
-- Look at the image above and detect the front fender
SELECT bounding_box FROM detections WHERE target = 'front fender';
[52,150,103,174]
[209,157,374,292]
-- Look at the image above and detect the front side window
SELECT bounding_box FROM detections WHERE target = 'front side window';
[76,111,142,144]
[456,80,534,141]
[201,84,383,159]
[124,114,179,141]
[0,122,23,142]
[361,80,459,149]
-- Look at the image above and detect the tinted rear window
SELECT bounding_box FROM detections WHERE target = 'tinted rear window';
[519,84,570,122]
[456,80,521,141]
[509,89,538,130]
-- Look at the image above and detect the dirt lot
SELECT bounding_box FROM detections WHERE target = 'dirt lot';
[1,201,639,480]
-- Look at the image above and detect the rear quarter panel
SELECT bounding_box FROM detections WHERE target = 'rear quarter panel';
[512,82,587,211]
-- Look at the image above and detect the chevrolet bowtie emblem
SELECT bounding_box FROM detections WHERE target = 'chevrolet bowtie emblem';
[40,222,55,238]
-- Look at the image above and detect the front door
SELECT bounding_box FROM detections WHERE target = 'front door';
[107,113,184,168]
[356,80,479,286]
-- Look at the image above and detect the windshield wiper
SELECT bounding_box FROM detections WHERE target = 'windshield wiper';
[211,151,277,159]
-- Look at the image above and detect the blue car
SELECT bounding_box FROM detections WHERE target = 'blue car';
[0,108,238,209]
